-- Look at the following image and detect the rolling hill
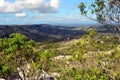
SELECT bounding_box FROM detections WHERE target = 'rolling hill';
[0,24,112,42]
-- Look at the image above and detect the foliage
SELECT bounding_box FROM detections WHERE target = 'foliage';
[61,68,110,80]
[0,31,120,79]
[78,0,120,33]
[0,33,35,79]
[58,30,120,80]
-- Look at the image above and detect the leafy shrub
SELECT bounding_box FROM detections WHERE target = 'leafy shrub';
[0,33,35,79]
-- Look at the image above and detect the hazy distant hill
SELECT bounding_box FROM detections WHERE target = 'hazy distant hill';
[0,24,113,42]
[0,24,87,42]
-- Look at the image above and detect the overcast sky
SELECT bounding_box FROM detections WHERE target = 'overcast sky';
[0,0,96,25]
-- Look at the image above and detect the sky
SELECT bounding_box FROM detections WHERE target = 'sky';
[0,0,96,25]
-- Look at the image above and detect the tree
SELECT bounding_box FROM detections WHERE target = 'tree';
[0,33,35,79]
[78,0,120,33]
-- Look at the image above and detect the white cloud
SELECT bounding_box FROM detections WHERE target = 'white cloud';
[15,12,27,17]
[0,0,60,13]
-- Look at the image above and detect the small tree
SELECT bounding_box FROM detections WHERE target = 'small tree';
[78,0,120,33]
[0,33,35,79]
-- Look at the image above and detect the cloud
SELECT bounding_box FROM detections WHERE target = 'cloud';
[0,0,60,13]
[35,13,92,23]
[15,12,27,17]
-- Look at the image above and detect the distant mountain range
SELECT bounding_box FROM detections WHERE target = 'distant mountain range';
[0,24,89,42]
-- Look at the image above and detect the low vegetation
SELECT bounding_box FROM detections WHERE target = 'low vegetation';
[0,30,120,80]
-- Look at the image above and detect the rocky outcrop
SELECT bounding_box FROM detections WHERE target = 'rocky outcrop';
[9,64,56,80]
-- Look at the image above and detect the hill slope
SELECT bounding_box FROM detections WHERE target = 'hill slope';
[0,24,87,42]
[0,31,120,80]
[0,24,114,42]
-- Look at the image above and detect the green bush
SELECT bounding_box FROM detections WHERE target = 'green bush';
[0,33,35,79]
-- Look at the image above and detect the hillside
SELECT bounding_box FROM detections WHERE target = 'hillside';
[0,24,87,42]
[0,30,120,80]
[34,30,120,80]
[0,24,113,42]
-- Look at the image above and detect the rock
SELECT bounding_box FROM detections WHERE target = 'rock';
[39,72,55,80]
[66,61,82,68]
[52,55,72,60]
[39,76,54,80]
[51,72,60,77]
[0,78,6,80]
[10,63,31,80]
[10,71,22,80]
